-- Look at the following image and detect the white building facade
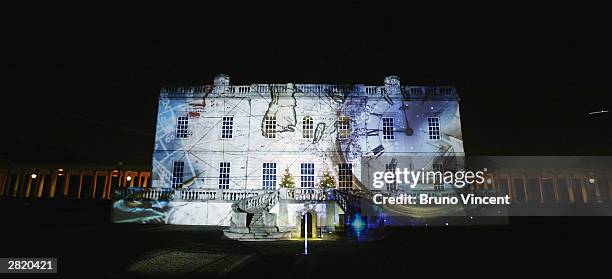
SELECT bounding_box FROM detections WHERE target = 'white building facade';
[141,74,464,232]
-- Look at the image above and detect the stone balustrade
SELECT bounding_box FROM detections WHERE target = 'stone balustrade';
[160,84,458,100]
[122,187,345,202]
[283,187,330,201]
[179,189,217,200]
[234,191,279,213]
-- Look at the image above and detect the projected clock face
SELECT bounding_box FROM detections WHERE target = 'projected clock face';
[363,97,399,158]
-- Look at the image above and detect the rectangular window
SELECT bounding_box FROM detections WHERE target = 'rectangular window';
[221,116,233,139]
[382,117,394,139]
[176,116,190,138]
[300,163,315,188]
[171,161,185,189]
[428,117,440,140]
[218,162,230,189]
[264,116,276,138]
[385,163,397,191]
[338,115,350,139]
[433,163,444,191]
[303,116,314,139]
[262,162,277,190]
[338,163,352,190]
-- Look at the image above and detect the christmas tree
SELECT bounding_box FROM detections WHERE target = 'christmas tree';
[319,170,336,189]
[279,168,295,188]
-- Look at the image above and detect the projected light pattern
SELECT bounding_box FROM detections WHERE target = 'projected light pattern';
[113,74,466,231]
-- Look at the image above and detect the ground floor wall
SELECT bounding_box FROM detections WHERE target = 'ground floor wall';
[111,198,344,229]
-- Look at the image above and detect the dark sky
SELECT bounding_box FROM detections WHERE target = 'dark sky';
[2,3,611,165]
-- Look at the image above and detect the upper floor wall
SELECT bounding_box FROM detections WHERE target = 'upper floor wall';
[153,75,464,158]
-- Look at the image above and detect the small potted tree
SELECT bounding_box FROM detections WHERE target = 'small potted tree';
[279,168,295,198]
[319,170,336,189]
[319,170,336,200]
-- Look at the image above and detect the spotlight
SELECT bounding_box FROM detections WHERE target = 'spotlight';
[31,173,37,179]
[126,176,132,182]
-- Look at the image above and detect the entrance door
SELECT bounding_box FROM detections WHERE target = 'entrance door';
[301,212,312,238]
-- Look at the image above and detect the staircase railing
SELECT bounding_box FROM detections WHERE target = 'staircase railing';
[232,191,279,213]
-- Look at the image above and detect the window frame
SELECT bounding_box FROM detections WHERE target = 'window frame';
[382,117,395,140]
[300,163,315,188]
[338,163,352,190]
[171,161,185,189]
[303,116,314,139]
[385,163,397,191]
[338,115,351,139]
[427,117,441,140]
[262,162,277,190]
[433,163,444,191]
[221,116,234,139]
[176,116,190,138]
[264,116,277,138]
[218,162,230,189]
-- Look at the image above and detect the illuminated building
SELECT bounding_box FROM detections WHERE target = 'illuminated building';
[114,74,465,238]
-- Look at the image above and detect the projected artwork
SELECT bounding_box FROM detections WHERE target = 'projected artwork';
[113,74,472,235]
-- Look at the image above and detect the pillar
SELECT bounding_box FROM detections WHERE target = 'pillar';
[608,174,612,201]
[49,173,59,198]
[522,174,528,203]
[77,171,84,199]
[101,174,109,199]
[538,174,544,204]
[25,176,33,198]
[11,174,21,197]
[568,174,575,203]
[552,174,559,203]
[92,172,98,199]
[593,173,602,203]
[63,173,71,197]
[0,170,7,197]
[36,174,47,198]
[106,173,113,199]
[579,176,588,203]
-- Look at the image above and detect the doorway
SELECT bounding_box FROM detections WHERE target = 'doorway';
[301,212,313,238]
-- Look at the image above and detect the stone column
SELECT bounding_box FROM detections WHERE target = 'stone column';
[49,173,58,198]
[522,174,528,203]
[538,174,544,204]
[92,172,99,199]
[608,173,612,202]
[592,173,602,203]
[102,174,109,199]
[579,175,587,203]
[552,174,559,203]
[77,171,84,199]
[25,176,33,198]
[11,173,21,197]
[36,174,47,198]
[508,174,515,201]
[63,173,71,197]
[0,170,7,197]
[568,174,575,203]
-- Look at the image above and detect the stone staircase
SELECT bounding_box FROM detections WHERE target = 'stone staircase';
[223,191,290,241]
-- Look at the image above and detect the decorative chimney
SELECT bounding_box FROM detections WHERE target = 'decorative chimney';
[384,75,401,95]
[213,74,230,94]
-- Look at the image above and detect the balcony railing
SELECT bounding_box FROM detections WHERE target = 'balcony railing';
[160,84,458,100]
[120,187,343,202]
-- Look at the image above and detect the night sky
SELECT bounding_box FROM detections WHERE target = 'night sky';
[2,3,610,166]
